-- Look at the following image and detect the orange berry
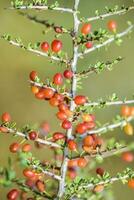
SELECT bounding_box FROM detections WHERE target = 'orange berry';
[121,106,131,117]
[36,180,45,192]
[68,159,78,168]
[83,135,94,146]
[1,112,11,122]
[122,152,134,162]
[93,184,104,193]
[22,144,32,152]
[128,179,134,189]
[31,86,39,94]
[67,140,77,151]
[77,157,87,168]
[81,23,91,35]
[123,123,133,136]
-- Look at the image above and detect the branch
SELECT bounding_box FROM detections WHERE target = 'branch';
[82,6,134,22]
[82,116,134,137]
[78,25,134,57]
[57,0,80,198]
[2,126,61,148]
[1,35,68,64]
[85,99,134,107]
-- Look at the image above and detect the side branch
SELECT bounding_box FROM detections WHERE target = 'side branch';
[83,6,134,22]
[82,116,134,137]
[84,99,134,107]
[1,126,61,148]
[78,25,134,57]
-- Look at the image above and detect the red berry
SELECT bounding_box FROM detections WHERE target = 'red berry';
[35,90,45,100]
[7,189,19,200]
[43,88,54,99]
[76,123,87,134]
[9,143,20,153]
[22,144,32,152]
[62,120,72,130]
[83,135,93,146]
[49,97,59,107]
[1,112,11,122]
[53,73,63,85]
[53,132,65,141]
[122,152,134,163]
[128,179,134,189]
[77,157,87,168]
[54,93,64,102]
[36,180,45,192]
[121,106,131,117]
[0,126,8,133]
[23,169,35,179]
[63,70,73,79]
[29,131,37,140]
[85,41,93,49]
[41,42,49,52]
[56,111,68,121]
[81,23,91,35]
[84,121,96,130]
[68,159,78,168]
[74,95,87,105]
[51,40,62,53]
[107,20,117,32]
[29,71,38,81]
[67,140,77,151]
[68,168,77,180]
[58,103,68,112]
[96,168,104,176]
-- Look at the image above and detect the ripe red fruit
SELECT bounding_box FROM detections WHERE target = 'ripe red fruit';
[0,126,8,133]
[68,168,77,180]
[82,114,95,122]
[43,88,54,99]
[83,135,93,146]
[56,111,68,121]
[53,73,63,85]
[68,159,78,168]
[63,70,73,79]
[74,95,87,105]
[122,152,134,163]
[62,120,72,130]
[107,20,117,32]
[7,189,19,200]
[67,140,77,151]
[29,71,38,81]
[96,168,104,176]
[85,41,93,49]
[29,131,38,140]
[76,123,87,134]
[41,41,49,52]
[51,40,62,53]
[9,143,20,153]
[35,90,45,100]
[128,179,134,189]
[58,103,68,112]
[54,93,64,102]
[23,169,35,179]
[53,132,65,141]
[121,106,131,117]
[1,112,11,122]
[49,97,59,107]
[77,157,87,168]
[22,144,31,152]
[81,23,91,35]
[36,180,45,192]
[84,121,96,130]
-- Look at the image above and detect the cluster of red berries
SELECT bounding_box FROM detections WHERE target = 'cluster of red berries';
[41,39,62,53]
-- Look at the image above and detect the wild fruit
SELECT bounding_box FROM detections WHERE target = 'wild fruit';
[123,123,133,136]
[63,70,73,79]
[1,112,11,122]
[29,71,38,81]
[51,40,62,53]
[67,140,77,151]
[85,41,93,49]
[7,189,19,200]
[128,179,134,189]
[77,157,87,168]
[81,23,91,35]
[41,41,49,52]
[29,131,38,140]
[107,20,117,32]
[122,152,134,162]
[9,143,20,153]
[62,120,72,130]
[74,95,87,105]
[53,73,63,85]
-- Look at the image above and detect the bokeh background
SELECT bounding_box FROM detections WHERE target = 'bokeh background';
[0,0,134,199]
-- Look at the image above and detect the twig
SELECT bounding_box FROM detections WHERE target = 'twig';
[82,116,134,137]
[78,25,134,57]
[4,127,61,148]
[8,39,67,64]
[8,5,73,13]
[85,99,134,107]
[84,6,134,22]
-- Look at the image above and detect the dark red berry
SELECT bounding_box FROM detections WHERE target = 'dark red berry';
[62,120,72,130]
[29,71,38,81]
[29,131,37,140]
[7,189,19,200]
[51,40,62,53]
[63,70,73,79]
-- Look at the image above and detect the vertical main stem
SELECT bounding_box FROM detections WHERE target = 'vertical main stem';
[56,0,80,199]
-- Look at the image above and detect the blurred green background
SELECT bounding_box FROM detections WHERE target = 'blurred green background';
[0,0,134,199]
